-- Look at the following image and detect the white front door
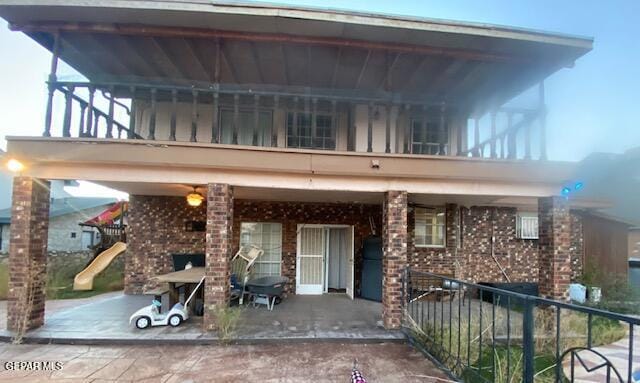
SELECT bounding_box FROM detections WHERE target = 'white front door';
[296,226,325,294]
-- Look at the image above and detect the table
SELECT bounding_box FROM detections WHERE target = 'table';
[151,267,205,309]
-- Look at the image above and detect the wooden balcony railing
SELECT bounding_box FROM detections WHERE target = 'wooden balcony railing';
[41,80,546,160]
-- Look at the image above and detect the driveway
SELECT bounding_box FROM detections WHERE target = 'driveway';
[0,342,451,382]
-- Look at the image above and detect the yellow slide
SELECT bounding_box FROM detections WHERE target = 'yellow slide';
[73,242,127,291]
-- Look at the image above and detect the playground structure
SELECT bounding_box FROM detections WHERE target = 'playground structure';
[73,201,128,291]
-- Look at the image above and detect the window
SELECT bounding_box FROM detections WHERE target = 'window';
[410,118,448,155]
[70,232,77,238]
[219,109,273,146]
[240,222,282,277]
[286,112,335,150]
[414,207,446,247]
[517,213,539,239]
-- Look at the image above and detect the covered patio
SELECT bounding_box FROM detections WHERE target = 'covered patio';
[0,292,402,344]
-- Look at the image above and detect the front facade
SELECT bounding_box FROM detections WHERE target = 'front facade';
[0,1,598,332]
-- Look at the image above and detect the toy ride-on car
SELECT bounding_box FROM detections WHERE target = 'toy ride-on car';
[129,276,205,329]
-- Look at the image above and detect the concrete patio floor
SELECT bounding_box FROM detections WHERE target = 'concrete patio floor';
[0,342,450,382]
[0,292,403,344]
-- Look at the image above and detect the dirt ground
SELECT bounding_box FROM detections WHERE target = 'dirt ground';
[0,342,452,382]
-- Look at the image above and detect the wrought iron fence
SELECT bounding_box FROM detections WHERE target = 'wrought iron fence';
[403,269,639,383]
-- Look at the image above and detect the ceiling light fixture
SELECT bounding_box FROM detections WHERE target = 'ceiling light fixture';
[6,158,25,173]
[186,186,204,207]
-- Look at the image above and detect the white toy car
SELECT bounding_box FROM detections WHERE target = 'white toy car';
[130,276,205,329]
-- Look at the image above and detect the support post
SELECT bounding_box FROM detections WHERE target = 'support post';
[385,103,391,153]
[85,85,95,137]
[539,82,547,160]
[62,85,73,137]
[403,104,411,154]
[490,110,497,158]
[190,89,198,142]
[7,177,50,332]
[147,88,157,140]
[204,183,234,331]
[272,95,279,147]
[106,85,115,139]
[367,102,373,152]
[128,86,136,139]
[170,89,177,141]
[473,117,480,157]
[211,91,219,143]
[43,31,60,137]
[253,95,260,146]
[232,94,239,145]
[382,190,408,329]
[347,102,355,151]
[438,102,447,155]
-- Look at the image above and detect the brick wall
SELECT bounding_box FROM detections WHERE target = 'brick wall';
[124,195,584,300]
[125,195,207,294]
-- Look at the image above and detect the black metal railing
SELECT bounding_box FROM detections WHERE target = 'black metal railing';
[39,80,543,159]
[403,270,639,383]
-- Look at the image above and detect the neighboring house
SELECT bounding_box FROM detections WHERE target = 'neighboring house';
[572,148,640,283]
[0,196,117,252]
[0,1,602,331]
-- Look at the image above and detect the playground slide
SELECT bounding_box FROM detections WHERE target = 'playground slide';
[73,242,127,291]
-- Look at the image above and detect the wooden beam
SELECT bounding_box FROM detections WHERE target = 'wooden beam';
[538,81,547,160]
[355,50,372,89]
[214,39,221,83]
[279,43,290,86]
[220,42,238,84]
[251,42,265,83]
[118,35,164,78]
[184,38,210,80]
[378,52,402,90]
[14,22,539,64]
[149,37,188,79]
[330,46,342,88]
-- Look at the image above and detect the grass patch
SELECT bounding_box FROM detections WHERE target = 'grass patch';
[0,256,124,301]
[0,262,8,300]
[214,306,243,343]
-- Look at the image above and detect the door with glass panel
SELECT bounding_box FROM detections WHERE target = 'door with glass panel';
[296,225,325,294]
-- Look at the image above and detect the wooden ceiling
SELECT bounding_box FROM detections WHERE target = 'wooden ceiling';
[1,1,591,116]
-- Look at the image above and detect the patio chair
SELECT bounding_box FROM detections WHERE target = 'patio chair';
[230,245,264,304]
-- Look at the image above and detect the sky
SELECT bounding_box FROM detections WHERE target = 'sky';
[0,0,638,196]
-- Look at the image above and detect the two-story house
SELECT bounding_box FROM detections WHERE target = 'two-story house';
[0,1,596,332]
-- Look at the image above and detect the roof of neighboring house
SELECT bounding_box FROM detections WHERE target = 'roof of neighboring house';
[0,197,117,224]
[572,147,640,227]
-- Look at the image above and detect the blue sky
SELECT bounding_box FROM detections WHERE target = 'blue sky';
[0,0,638,162]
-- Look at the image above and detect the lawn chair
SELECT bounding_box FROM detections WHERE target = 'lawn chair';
[230,245,264,304]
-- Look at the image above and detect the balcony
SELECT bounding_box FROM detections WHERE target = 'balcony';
[42,79,546,161]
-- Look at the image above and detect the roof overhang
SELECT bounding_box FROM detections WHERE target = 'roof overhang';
[6,136,581,200]
[0,0,593,114]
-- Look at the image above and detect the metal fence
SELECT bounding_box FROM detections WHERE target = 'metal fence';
[403,269,640,383]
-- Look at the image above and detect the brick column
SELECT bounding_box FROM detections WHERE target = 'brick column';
[124,195,145,294]
[7,177,50,331]
[382,190,408,329]
[203,183,233,331]
[538,196,572,301]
